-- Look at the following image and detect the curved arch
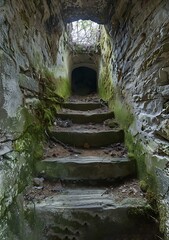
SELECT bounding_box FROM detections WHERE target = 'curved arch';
[71,67,97,96]
[72,63,97,73]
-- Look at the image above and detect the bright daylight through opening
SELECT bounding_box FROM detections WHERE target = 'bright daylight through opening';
[67,20,101,47]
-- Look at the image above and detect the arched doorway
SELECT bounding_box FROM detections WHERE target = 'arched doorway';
[71,67,97,95]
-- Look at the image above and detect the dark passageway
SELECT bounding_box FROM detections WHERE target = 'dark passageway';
[71,67,97,95]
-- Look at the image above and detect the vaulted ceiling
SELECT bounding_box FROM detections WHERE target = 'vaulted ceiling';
[59,0,114,23]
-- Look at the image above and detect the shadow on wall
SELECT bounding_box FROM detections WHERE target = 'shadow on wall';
[71,67,97,96]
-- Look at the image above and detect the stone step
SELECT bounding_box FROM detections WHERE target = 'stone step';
[24,187,159,240]
[62,102,103,111]
[36,156,135,182]
[56,111,114,124]
[49,126,124,147]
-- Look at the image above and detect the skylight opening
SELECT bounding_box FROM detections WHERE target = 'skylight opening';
[67,20,101,49]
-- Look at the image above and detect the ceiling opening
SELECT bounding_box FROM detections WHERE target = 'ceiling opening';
[71,67,97,96]
[67,20,101,51]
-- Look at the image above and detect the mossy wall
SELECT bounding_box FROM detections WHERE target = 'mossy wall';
[0,1,71,238]
[98,26,114,101]
[98,1,169,237]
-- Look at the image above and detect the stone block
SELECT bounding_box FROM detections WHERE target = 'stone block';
[158,85,169,98]
[56,110,114,124]
[156,167,169,197]
[0,51,22,120]
[18,74,39,93]
[36,156,135,182]
[159,67,169,86]
[24,188,160,240]
[0,141,12,156]
[155,119,169,141]
[50,127,124,147]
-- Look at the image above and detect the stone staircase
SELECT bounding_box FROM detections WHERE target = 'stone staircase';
[24,95,161,240]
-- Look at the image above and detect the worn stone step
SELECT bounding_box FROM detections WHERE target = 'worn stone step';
[24,188,159,240]
[36,156,135,182]
[56,110,114,124]
[62,102,103,111]
[49,126,124,147]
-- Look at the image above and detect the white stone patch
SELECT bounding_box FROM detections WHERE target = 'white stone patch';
[0,143,12,156]
[2,73,22,118]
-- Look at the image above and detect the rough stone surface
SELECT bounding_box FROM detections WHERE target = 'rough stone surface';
[98,0,169,238]
[62,102,103,111]
[56,110,114,124]
[18,74,39,93]
[0,1,70,237]
[0,51,22,124]
[33,177,44,187]
[0,0,169,238]
[50,126,124,147]
[23,188,159,240]
[60,0,113,23]
[156,119,169,141]
[36,156,135,181]
[0,141,12,156]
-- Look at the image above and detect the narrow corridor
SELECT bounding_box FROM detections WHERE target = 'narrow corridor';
[24,94,162,240]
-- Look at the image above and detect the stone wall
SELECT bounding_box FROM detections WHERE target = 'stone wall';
[99,0,169,237]
[0,1,70,238]
[1,0,169,238]
[60,0,112,23]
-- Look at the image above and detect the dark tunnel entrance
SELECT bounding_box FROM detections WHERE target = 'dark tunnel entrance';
[71,67,97,96]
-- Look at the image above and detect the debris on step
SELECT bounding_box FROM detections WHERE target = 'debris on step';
[62,102,102,111]
[68,93,100,103]
[24,180,63,202]
[49,124,124,147]
[54,118,73,128]
[112,179,144,201]
[24,179,144,203]
[44,131,82,158]
[99,98,108,107]
[43,142,127,159]
[102,143,127,157]
[59,106,110,114]
[33,177,44,187]
[68,148,82,154]
[83,142,90,149]
[103,118,119,128]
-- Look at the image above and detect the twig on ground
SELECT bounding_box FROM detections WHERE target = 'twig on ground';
[45,130,81,155]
